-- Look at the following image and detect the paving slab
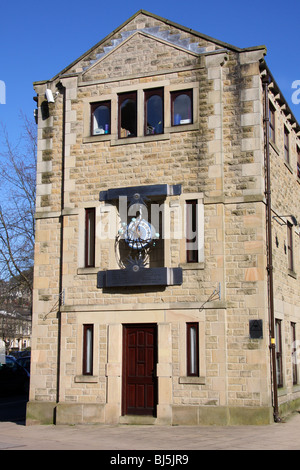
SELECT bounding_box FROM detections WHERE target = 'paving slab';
[0,412,300,451]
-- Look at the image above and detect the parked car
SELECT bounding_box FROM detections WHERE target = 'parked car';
[0,355,29,395]
[17,356,30,375]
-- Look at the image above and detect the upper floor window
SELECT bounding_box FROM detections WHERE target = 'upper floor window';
[85,208,96,268]
[144,88,164,135]
[91,101,111,135]
[269,101,275,142]
[171,89,193,126]
[85,84,198,142]
[186,200,198,263]
[284,125,290,164]
[287,221,294,272]
[118,91,137,138]
[297,145,300,179]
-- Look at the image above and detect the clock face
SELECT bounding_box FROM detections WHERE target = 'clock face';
[125,218,153,250]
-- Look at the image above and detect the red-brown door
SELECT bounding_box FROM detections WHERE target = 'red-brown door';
[123,324,157,416]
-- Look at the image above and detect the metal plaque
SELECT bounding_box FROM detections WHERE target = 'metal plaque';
[249,319,263,339]
[98,267,182,288]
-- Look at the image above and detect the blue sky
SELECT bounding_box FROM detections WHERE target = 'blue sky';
[0,0,299,150]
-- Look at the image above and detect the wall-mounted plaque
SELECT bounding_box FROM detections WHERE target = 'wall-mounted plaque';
[97,267,182,288]
[249,319,263,339]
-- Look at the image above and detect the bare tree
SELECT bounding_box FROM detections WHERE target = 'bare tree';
[0,114,36,297]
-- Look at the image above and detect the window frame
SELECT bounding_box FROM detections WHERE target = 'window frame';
[144,87,164,136]
[291,322,297,385]
[171,89,193,127]
[186,322,199,377]
[85,208,96,268]
[269,101,276,143]
[117,198,165,269]
[84,83,199,143]
[186,199,198,263]
[91,100,111,136]
[82,324,94,376]
[284,125,290,164]
[275,319,283,388]
[287,221,294,272]
[118,91,137,139]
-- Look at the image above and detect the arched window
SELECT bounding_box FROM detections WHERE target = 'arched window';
[91,101,111,135]
[145,88,163,135]
[171,89,193,126]
[118,92,137,138]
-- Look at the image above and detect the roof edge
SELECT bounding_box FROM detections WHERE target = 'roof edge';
[36,10,266,85]
[260,59,300,132]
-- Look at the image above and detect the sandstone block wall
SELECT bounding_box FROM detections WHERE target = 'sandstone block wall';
[29,11,300,425]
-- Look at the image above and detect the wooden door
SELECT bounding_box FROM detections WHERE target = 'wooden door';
[123,324,157,416]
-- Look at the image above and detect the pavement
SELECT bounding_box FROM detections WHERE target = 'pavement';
[0,410,300,451]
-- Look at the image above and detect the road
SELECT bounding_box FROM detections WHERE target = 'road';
[0,394,27,424]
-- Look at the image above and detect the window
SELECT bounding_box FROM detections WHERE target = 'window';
[187,323,199,376]
[284,126,290,164]
[291,322,297,385]
[144,88,164,135]
[275,319,283,388]
[117,199,164,269]
[118,92,137,138]
[297,146,300,179]
[91,101,111,135]
[171,89,193,126]
[186,200,198,263]
[287,221,294,272]
[83,324,93,375]
[269,101,275,142]
[85,208,96,268]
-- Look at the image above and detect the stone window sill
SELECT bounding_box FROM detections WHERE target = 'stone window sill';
[74,375,99,383]
[179,262,204,270]
[179,376,206,385]
[284,160,293,174]
[270,140,280,155]
[77,267,99,275]
[82,123,199,146]
[288,269,297,279]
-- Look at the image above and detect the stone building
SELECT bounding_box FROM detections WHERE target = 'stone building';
[27,10,300,426]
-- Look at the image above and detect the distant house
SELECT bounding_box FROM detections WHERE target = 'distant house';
[28,10,300,426]
[0,309,31,353]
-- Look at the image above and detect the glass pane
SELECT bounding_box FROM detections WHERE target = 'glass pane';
[173,94,192,125]
[85,327,93,375]
[189,326,197,375]
[86,209,95,267]
[93,105,110,135]
[146,95,163,134]
[190,327,197,374]
[120,98,137,137]
[186,200,198,263]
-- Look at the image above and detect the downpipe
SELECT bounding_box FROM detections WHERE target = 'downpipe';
[262,75,280,423]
